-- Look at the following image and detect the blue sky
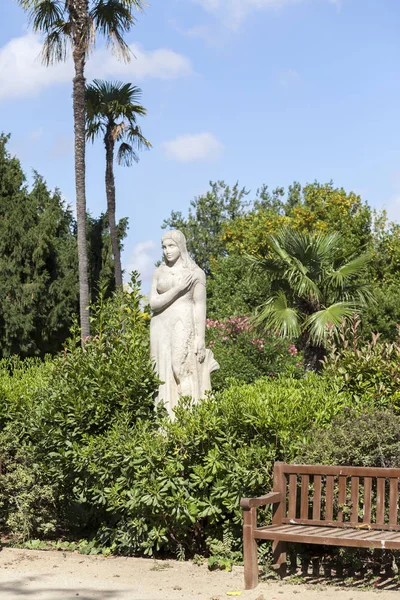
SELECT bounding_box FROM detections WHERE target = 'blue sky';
[1,0,400,291]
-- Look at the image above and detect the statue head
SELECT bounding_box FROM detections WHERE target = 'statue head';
[161,230,195,268]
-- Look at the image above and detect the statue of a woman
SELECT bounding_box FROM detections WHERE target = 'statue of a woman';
[150,230,219,418]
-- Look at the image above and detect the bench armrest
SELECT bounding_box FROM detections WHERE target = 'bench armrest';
[240,491,282,510]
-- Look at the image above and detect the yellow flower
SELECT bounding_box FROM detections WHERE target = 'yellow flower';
[139,312,151,320]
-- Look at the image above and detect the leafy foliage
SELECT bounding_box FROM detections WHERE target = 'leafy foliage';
[249,228,373,370]
[162,181,249,275]
[0,134,78,356]
[296,407,400,469]
[223,181,372,259]
[206,255,272,319]
[206,316,302,390]
[0,427,58,542]
[323,315,400,408]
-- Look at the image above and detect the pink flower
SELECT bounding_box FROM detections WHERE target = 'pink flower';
[288,344,298,356]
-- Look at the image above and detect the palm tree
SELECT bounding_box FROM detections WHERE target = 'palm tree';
[85,79,151,289]
[248,228,374,371]
[17,0,145,340]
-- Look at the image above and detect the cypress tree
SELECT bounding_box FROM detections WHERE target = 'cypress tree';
[0,134,79,356]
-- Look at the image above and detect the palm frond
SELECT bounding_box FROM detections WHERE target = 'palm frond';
[86,119,104,143]
[326,252,372,288]
[305,302,359,345]
[26,0,65,31]
[42,23,71,64]
[90,0,137,60]
[244,253,283,275]
[253,291,301,338]
[352,282,377,307]
[126,124,151,148]
[117,127,151,165]
[117,142,138,166]
[283,256,322,301]
[85,79,150,155]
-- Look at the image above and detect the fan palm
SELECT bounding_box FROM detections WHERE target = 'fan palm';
[17,0,146,339]
[249,229,374,371]
[85,79,151,288]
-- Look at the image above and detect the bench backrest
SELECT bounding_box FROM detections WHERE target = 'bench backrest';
[273,462,400,531]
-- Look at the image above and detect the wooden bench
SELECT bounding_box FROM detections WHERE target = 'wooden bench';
[240,462,400,589]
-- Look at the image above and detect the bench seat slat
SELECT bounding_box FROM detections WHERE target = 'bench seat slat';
[253,524,400,549]
[281,517,400,531]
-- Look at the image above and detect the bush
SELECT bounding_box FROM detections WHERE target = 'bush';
[61,374,350,557]
[0,427,58,541]
[0,278,159,541]
[323,315,400,408]
[296,407,400,468]
[206,315,302,390]
[0,281,354,559]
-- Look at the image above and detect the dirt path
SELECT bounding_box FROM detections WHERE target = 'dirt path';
[0,548,398,600]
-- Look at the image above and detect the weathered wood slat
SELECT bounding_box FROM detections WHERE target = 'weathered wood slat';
[350,477,360,524]
[313,475,322,521]
[253,524,400,548]
[325,475,334,521]
[337,476,347,522]
[287,474,297,519]
[278,463,400,478]
[300,475,309,520]
[376,478,385,525]
[389,479,399,526]
[241,463,400,590]
[280,517,400,531]
[363,477,372,523]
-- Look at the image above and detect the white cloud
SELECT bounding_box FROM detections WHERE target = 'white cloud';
[86,46,192,81]
[29,129,44,141]
[278,68,301,87]
[124,240,159,286]
[162,132,223,162]
[0,33,71,100]
[195,0,342,28]
[0,33,192,101]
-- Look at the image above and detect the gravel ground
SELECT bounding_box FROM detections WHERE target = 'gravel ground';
[0,548,398,600]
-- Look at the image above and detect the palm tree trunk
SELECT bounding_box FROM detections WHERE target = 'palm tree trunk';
[303,341,325,372]
[105,127,123,289]
[73,45,90,340]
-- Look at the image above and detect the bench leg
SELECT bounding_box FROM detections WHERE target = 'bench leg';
[272,540,287,577]
[243,508,258,589]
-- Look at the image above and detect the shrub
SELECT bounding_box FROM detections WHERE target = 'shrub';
[323,315,400,408]
[0,427,58,541]
[206,316,302,390]
[0,283,352,558]
[62,374,350,557]
[0,277,159,540]
[296,407,400,468]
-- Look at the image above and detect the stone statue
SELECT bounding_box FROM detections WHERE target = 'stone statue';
[150,230,219,418]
